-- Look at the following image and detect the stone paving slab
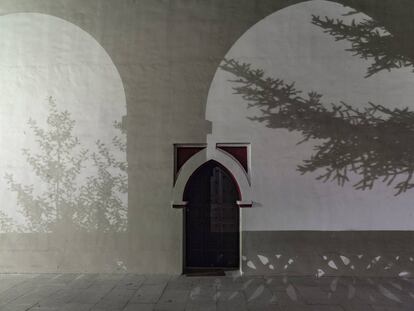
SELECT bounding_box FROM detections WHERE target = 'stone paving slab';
[0,274,413,310]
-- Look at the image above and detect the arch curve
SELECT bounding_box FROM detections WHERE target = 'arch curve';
[171,148,252,207]
[183,160,242,202]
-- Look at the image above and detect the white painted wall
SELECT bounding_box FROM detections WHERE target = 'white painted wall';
[0,13,127,232]
[206,0,414,230]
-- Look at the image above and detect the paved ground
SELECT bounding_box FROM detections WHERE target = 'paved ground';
[0,273,413,310]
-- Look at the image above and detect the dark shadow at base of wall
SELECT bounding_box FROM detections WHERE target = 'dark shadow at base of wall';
[242,231,414,277]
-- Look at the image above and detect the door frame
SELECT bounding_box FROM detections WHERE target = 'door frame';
[171,146,252,274]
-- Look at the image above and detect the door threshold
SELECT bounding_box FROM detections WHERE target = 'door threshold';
[184,267,237,277]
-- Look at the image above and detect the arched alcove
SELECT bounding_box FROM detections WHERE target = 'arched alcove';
[205,0,414,230]
[0,13,127,233]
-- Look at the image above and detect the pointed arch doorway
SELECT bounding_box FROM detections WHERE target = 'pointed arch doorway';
[183,160,240,273]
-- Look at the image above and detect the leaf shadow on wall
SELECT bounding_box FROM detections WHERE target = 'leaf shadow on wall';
[2,97,127,233]
[311,12,414,78]
[219,11,414,196]
[220,58,414,196]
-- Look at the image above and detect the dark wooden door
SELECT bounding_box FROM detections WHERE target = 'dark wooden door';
[184,161,239,270]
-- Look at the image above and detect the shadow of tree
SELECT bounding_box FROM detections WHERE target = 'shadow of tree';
[2,97,127,232]
[76,120,128,231]
[311,12,414,77]
[220,58,414,195]
[0,210,18,232]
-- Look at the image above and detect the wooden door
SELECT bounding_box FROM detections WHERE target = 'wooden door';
[184,161,239,270]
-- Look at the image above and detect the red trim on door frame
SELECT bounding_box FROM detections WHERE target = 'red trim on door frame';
[174,144,206,185]
[216,143,251,185]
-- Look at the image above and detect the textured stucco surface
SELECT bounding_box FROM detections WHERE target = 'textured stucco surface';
[0,0,413,274]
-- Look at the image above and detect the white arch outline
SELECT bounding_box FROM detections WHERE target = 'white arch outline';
[171,147,252,207]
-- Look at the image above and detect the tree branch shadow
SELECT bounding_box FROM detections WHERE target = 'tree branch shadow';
[1,97,127,232]
[220,58,414,195]
[311,12,414,77]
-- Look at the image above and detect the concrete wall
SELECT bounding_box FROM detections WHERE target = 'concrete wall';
[0,0,413,274]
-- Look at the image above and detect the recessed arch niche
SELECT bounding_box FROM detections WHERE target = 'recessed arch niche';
[205,0,414,230]
[0,13,127,233]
